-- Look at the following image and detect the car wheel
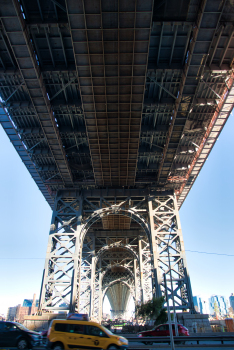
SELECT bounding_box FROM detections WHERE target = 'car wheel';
[53,342,64,350]
[41,337,47,346]
[17,339,28,350]
[108,346,118,349]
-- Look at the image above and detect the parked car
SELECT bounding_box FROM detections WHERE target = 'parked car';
[40,330,48,346]
[0,321,41,349]
[137,323,189,344]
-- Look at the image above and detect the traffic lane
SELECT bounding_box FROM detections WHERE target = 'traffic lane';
[127,335,234,347]
[129,344,233,350]
[0,346,234,350]
[128,340,234,347]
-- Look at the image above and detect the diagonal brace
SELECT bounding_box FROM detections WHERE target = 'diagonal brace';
[50,0,66,12]
[148,77,177,100]
[50,76,77,101]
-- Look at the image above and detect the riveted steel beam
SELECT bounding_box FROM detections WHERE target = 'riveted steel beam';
[0,0,73,187]
[157,0,208,183]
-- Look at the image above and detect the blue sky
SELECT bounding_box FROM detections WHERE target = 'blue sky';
[0,111,233,316]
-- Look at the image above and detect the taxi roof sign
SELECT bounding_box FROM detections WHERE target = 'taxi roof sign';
[67,313,90,321]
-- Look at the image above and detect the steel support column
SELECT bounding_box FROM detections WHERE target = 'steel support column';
[98,260,102,322]
[138,237,145,303]
[89,235,95,318]
[79,234,94,315]
[148,195,194,311]
[39,193,83,312]
[134,258,138,303]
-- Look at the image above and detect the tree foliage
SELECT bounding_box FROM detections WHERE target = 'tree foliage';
[135,296,168,325]
[213,301,220,319]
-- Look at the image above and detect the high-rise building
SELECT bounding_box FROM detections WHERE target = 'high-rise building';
[193,296,208,314]
[22,299,39,307]
[229,293,234,311]
[6,305,20,321]
[209,295,229,317]
[193,296,206,314]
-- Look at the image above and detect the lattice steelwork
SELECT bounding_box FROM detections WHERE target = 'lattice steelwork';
[148,195,194,310]
[39,189,193,318]
[39,194,83,311]
[138,235,152,303]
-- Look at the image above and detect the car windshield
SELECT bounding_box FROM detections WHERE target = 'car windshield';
[13,323,29,331]
[101,326,113,336]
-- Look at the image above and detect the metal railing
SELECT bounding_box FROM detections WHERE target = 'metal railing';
[127,334,234,345]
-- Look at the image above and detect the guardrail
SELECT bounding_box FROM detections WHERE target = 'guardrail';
[127,335,234,345]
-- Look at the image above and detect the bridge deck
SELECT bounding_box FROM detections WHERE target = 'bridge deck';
[0,0,234,208]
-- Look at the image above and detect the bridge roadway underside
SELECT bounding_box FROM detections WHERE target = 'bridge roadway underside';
[0,0,234,318]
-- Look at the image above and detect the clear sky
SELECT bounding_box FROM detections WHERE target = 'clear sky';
[0,111,233,317]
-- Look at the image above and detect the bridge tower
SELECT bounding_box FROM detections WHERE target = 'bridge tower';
[39,189,194,320]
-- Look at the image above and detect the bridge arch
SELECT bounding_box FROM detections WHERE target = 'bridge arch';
[101,264,135,281]
[103,279,135,302]
[95,242,139,265]
[103,278,135,319]
[80,205,150,246]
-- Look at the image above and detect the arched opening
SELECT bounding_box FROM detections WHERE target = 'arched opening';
[80,204,151,245]
[78,203,152,320]
[103,280,135,320]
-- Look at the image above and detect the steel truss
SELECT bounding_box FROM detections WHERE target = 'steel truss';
[39,190,194,319]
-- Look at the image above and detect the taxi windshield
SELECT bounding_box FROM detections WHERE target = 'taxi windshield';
[101,326,114,336]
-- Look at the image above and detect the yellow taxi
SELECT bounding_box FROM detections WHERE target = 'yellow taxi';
[47,315,128,350]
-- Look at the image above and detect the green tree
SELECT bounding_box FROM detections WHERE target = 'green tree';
[135,296,168,325]
[214,301,220,319]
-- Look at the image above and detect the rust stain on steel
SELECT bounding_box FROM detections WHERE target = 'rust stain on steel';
[176,72,234,200]
[157,0,208,183]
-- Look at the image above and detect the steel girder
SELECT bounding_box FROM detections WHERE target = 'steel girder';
[0,0,74,187]
[39,190,194,318]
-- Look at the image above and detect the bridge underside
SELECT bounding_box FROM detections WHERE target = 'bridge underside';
[1,0,234,319]
[0,0,234,208]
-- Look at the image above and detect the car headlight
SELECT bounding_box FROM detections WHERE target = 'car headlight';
[30,335,39,341]
[138,334,142,337]
[118,337,127,343]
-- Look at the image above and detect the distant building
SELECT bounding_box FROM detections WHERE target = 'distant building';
[193,296,206,314]
[209,295,229,317]
[23,299,39,307]
[229,293,234,311]
[6,306,20,321]
[6,294,38,323]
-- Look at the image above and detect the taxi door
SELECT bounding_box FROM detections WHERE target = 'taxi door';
[66,323,86,349]
[85,325,110,350]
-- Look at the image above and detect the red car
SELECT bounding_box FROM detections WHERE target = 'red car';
[137,323,189,344]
